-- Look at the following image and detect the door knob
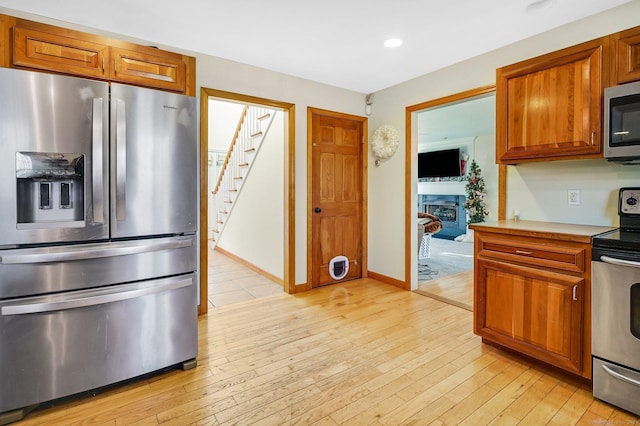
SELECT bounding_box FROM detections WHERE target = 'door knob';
[314,207,322,213]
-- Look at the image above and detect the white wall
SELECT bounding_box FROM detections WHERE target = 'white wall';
[368,1,640,282]
[208,100,245,152]
[217,112,284,278]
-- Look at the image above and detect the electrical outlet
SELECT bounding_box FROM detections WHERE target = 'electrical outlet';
[568,189,581,205]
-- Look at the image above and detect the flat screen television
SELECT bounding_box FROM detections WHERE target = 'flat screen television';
[418,148,461,178]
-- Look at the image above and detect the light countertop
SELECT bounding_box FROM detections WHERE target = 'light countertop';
[469,220,617,243]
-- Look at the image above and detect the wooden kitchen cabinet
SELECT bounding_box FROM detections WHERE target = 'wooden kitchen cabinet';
[111,47,186,92]
[0,14,194,95]
[496,38,607,164]
[611,26,640,84]
[13,26,111,79]
[470,221,611,379]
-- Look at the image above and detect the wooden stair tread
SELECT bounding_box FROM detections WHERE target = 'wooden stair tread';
[250,131,263,137]
[258,113,271,120]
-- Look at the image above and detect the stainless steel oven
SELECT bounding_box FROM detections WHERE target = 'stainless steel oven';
[592,187,640,416]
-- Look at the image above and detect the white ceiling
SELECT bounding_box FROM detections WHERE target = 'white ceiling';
[418,93,496,147]
[0,0,631,93]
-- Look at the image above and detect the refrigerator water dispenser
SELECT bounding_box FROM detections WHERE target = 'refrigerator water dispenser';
[16,152,85,226]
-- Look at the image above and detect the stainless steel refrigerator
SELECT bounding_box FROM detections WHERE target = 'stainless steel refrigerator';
[0,67,198,420]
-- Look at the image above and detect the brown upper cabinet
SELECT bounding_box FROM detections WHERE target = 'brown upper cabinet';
[13,26,111,79]
[612,26,640,85]
[110,47,186,92]
[0,14,194,95]
[496,37,607,165]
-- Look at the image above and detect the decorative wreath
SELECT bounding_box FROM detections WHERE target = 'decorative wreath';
[372,125,400,163]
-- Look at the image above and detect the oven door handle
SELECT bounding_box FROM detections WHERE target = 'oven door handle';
[600,255,640,269]
[601,364,640,388]
[0,238,193,265]
[1,277,192,316]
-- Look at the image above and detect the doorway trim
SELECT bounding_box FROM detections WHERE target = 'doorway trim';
[405,85,504,290]
[199,88,296,314]
[306,107,368,291]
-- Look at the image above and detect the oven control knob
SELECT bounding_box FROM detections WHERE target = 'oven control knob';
[627,196,638,206]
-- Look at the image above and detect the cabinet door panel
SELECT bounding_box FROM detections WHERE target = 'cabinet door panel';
[615,28,640,84]
[111,47,186,92]
[476,259,584,374]
[497,39,604,164]
[13,26,109,78]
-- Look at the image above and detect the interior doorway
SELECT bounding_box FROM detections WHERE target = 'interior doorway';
[405,86,499,300]
[198,88,295,314]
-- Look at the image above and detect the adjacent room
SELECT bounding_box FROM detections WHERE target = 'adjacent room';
[414,93,497,310]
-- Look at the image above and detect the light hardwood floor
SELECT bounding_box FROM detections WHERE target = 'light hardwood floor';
[19,278,639,425]
[416,270,474,311]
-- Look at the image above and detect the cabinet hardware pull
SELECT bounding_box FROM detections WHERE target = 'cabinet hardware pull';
[515,250,533,255]
[102,57,105,72]
[572,285,578,301]
[591,132,595,144]
[114,60,117,73]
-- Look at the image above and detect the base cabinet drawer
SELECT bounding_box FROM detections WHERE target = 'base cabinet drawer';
[478,236,585,273]
[593,358,640,416]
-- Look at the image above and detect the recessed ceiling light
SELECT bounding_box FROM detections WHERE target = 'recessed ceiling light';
[384,38,403,48]
[525,0,553,14]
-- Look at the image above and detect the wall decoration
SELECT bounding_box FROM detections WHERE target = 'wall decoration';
[372,125,400,166]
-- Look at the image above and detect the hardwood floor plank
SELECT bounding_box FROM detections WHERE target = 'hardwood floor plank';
[500,373,560,421]
[548,384,595,425]
[518,379,577,425]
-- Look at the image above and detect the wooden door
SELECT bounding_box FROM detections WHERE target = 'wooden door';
[310,110,365,287]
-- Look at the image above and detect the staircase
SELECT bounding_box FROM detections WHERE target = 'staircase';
[210,105,276,246]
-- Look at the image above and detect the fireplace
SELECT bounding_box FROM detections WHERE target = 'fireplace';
[420,194,467,239]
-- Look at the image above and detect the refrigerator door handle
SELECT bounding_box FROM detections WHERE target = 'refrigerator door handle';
[0,238,193,265]
[115,98,127,221]
[92,98,104,224]
[1,277,192,316]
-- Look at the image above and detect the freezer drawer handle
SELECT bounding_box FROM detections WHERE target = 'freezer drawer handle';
[1,277,192,316]
[601,364,640,387]
[600,255,640,269]
[0,238,193,264]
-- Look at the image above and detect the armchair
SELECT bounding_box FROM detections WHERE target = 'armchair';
[418,212,442,260]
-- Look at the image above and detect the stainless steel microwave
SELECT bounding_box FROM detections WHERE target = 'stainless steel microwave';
[605,80,640,164]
